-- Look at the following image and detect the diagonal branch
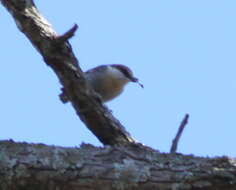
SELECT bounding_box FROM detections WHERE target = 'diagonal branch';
[1,0,136,146]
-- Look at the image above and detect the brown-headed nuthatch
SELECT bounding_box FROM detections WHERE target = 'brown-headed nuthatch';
[61,64,143,103]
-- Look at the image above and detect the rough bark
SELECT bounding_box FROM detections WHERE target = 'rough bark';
[0,140,236,190]
[0,0,136,146]
[2,1,236,190]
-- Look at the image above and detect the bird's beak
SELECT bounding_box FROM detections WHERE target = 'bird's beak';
[130,77,144,88]
[130,76,138,82]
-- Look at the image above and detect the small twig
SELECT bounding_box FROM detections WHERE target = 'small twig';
[56,24,78,43]
[59,88,68,103]
[170,114,189,153]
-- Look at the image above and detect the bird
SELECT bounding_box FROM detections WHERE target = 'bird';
[60,64,143,103]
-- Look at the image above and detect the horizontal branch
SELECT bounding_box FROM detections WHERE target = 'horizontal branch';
[1,140,236,190]
[1,0,136,145]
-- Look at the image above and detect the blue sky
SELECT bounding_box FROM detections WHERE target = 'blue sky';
[1,1,236,157]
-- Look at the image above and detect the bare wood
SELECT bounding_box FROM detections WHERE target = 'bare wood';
[1,0,136,145]
[1,140,236,190]
[170,114,189,153]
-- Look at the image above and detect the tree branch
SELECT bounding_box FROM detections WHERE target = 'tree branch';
[170,114,189,153]
[56,24,78,43]
[1,0,136,146]
[1,140,236,190]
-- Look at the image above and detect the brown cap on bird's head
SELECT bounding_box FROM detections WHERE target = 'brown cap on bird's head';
[111,64,144,88]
